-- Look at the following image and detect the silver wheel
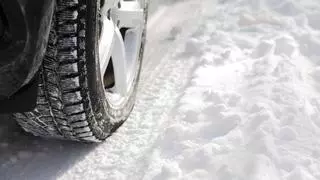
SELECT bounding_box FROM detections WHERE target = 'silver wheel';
[99,0,145,108]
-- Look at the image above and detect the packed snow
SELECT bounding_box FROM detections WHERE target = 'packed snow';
[2,0,320,179]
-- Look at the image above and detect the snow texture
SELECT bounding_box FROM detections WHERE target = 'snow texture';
[2,0,320,179]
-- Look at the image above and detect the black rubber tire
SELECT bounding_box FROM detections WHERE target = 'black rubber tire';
[12,0,148,142]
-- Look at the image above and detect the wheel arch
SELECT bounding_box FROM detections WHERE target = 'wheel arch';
[0,0,55,98]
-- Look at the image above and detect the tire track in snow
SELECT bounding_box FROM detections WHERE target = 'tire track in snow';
[58,1,211,179]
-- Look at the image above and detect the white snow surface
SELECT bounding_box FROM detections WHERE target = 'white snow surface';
[2,0,320,179]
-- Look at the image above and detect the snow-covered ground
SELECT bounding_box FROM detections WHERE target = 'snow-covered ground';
[2,0,320,179]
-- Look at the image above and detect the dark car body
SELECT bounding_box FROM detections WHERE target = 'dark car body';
[0,0,54,112]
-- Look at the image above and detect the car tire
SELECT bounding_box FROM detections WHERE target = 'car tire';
[12,0,148,142]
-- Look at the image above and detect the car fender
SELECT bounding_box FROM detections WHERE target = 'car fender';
[0,0,55,98]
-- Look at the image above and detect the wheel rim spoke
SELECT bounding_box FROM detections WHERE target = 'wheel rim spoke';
[111,26,128,95]
[99,17,115,75]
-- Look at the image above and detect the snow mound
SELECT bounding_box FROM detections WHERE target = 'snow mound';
[144,0,320,179]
